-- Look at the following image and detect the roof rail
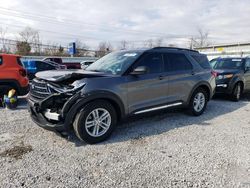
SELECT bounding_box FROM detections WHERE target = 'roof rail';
[151,47,198,53]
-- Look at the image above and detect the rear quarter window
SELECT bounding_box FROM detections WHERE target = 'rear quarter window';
[164,53,193,72]
[191,55,211,69]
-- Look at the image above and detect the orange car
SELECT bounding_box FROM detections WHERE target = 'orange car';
[0,54,29,96]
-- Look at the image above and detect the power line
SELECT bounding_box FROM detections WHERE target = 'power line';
[0,6,168,37]
[1,22,191,46]
[0,6,193,39]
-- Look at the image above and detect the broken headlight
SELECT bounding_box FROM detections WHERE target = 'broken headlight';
[47,81,85,95]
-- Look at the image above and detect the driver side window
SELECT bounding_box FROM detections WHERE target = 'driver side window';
[135,53,163,74]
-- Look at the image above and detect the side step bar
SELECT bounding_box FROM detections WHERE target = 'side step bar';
[134,102,183,115]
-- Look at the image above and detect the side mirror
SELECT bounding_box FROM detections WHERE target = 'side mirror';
[130,66,148,75]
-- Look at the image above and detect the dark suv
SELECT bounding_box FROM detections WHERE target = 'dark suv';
[212,57,250,101]
[28,47,216,143]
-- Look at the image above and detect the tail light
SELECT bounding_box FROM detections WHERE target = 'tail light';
[211,70,218,77]
[19,69,27,77]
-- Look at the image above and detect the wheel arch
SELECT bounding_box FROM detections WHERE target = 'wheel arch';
[187,82,212,104]
[63,91,125,130]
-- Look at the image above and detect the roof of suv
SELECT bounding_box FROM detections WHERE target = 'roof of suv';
[149,47,199,53]
[121,47,200,54]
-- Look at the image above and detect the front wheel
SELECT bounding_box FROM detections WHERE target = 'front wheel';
[231,83,242,102]
[73,100,117,144]
[188,88,208,116]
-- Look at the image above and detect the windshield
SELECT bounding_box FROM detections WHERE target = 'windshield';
[86,51,142,75]
[213,58,243,69]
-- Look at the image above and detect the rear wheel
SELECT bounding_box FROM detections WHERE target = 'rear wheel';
[231,83,242,102]
[188,88,208,116]
[73,100,117,144]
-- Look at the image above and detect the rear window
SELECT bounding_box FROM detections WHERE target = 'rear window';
[191,55,211,69]
[17,57,24,67]
[0,56,2,65]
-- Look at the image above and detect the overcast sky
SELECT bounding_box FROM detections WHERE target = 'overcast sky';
[1,0,250,49]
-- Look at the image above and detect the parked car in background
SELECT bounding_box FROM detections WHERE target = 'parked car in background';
[212,57,250,101]
[0,54,29,96]
[80,60,95,69]
[28,47,216,143]
[210,58,218,68]
[42,57,81,69]
[22,60,67,80]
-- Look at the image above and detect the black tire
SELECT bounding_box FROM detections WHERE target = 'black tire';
[231,83,242,102]
[188,87,208,116]
[73,100,117,144]
[0,85,14,96]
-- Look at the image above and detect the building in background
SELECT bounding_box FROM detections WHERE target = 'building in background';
[195,42,250,60]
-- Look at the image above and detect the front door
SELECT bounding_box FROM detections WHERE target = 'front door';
[126,52,168,114]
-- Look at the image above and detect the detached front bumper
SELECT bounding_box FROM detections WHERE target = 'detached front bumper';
[27,96,66,132]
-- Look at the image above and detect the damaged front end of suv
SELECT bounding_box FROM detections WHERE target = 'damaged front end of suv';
[28,70,102,133]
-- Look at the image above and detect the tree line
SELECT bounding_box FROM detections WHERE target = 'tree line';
[0,26,210,57]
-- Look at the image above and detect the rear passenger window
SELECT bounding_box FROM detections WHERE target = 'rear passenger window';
[136,53,163,74]
[192,55,211,69]
[0,57,2,65]
[164,53,192,72]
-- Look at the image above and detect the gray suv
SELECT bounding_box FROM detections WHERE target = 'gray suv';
[28,47,216,143]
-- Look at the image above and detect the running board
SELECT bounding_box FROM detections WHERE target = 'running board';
[134,102,183,115]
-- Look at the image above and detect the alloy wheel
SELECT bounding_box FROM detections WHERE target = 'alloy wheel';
[193,92,206,112]
[85,108,111,137]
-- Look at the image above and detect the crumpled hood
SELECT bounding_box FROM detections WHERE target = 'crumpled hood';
[35,69,110,82]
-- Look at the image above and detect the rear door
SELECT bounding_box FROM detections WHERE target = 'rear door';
[244,58,250,90]
[126,52,168,114]
[163,52,195,103]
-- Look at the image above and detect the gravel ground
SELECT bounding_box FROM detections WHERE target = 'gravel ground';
[0,96,250,188]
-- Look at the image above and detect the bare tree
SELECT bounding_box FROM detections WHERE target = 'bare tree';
[43,41,60,56]
[144,39,154,48]
[96,41,113,57]
[119,40,129,50]
[155,38,163,47]
[75,39,89,56]
[0,27,9,53]
[190,28,210,49]
[16,41,31,55]
[143,38,164,48]
[19,27,41,54]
